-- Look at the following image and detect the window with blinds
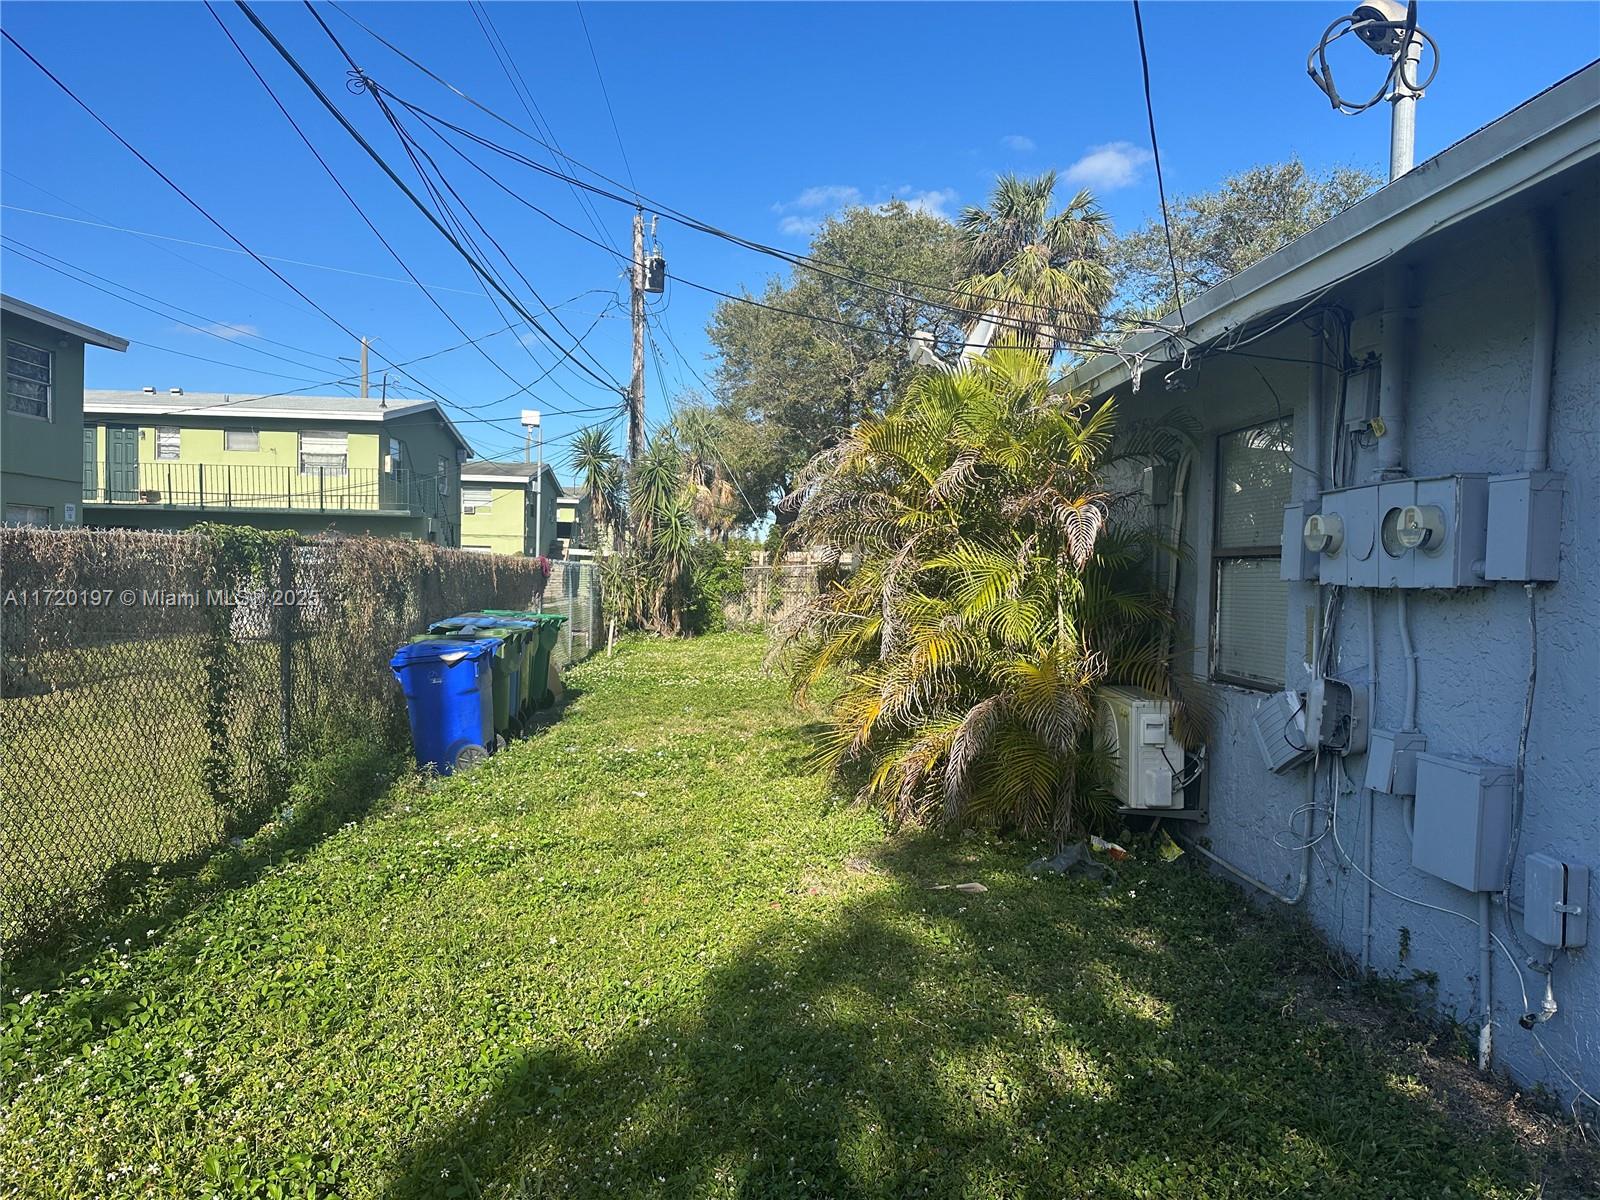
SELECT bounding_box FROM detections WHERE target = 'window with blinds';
[1213,418,1292,689]
[462,484,493,509]
[224,429,259,452]
[155,427,180,460]
[299,431,348,475]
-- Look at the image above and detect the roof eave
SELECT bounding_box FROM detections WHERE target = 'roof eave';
[1,294,129,352]
[1067,63,1600,399]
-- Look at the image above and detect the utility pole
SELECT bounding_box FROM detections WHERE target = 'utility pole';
[628,209,646,463]
[359,336,369,399]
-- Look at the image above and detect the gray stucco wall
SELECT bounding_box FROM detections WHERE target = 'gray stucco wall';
[1105,167,1598,1104]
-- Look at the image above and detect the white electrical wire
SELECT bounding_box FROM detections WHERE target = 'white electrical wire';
[1329,762,1600,1112]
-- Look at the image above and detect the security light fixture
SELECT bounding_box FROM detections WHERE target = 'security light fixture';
[1352,0,1411,55]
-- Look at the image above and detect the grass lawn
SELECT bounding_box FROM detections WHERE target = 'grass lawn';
[2,634,1586,1198]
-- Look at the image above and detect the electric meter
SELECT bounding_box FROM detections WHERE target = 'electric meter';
[1396,504,1446,553]
[1303,511,1344,555]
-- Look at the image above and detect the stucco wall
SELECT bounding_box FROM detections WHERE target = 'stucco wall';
[1,311,88,523]
[1105,170,1598,1104]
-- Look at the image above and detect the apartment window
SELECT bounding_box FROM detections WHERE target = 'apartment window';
[4,504,51,526]
[1212,418,1292,690]
[5,341,53,420]
[385,437,404,473]
[436,455,451,496]
[462,484,493,511]
[155,427,181,460]
[224,428,260,452]
[299,431,348,475]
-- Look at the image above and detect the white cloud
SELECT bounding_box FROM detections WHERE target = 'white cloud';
[1001,134,1035,152]
[772,183,957,237]
[192,321,259,341]
[892,188,959,220]
[1062,141,1153,192]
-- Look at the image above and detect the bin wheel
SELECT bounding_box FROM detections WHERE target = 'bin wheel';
[455,744,488,771]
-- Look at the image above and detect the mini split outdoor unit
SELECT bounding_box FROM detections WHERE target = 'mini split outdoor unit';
[1098,686,1186,810]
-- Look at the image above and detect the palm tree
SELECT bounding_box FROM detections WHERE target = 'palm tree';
[569,425,623,551]
[957,172,1114,356]
[775,349,1201,841]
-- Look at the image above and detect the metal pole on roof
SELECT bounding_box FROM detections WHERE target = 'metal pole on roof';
[1389,28,1424,180]
[359,336,369,399]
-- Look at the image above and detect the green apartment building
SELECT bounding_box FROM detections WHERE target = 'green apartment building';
[459,461,561,556]
[2,295,128,526]
[82,390,472,545]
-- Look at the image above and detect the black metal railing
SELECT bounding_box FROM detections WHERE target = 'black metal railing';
[83,463,446,517]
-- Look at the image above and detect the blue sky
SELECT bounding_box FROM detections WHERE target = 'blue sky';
[3,1,1596,467]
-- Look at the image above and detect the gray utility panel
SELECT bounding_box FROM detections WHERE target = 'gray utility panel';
[1523,853,1588,949]
[1411,753,1514,892]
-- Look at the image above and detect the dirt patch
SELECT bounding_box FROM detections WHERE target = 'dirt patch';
[1281,972,1598,1198]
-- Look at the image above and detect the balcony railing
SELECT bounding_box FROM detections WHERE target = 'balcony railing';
[83,463,446,517]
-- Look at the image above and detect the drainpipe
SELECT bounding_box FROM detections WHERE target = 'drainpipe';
[1478,890,1494,1072]
[1375,264,1412,480]
[1524,213,1556,472]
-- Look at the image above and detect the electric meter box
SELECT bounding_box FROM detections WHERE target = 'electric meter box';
[1484,471,1563,582]
[1364,728,1427,795]
[1281,500,1319,582]
[1410,474,1489,588]
[1523,853,1588,949]
[1317,485,1378,588]
[1411,753,1513,892]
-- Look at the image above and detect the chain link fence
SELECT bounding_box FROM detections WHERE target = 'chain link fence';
[0,526,599,950]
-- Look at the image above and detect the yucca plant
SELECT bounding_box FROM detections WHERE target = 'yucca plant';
[774,349,1203,842]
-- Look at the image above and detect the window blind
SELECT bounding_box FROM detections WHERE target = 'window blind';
[155,427,180,460]
[462,485,493,507]
[5,341,52,419]
[299,431,348,475]
[1216,419,1292,550]
[1215,558,1288,686]
[224,429,259,452]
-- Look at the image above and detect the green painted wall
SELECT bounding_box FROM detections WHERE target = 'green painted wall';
[81,405,464,545]
[460,481,530,555]
[1,311,88,524]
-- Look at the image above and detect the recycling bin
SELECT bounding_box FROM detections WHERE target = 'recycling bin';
[388,638,495,774]
[448,614,540,721]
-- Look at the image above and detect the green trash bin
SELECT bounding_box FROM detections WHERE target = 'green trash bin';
[450,614,540,720]
[414,626,517,742]
[478,611,567,710]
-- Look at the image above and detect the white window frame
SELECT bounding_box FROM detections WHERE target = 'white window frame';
[4,503,52,526]
[1211,417,1293,691]
[5,340,54,421]
[155,426,181,461]
[224,428,260,452]
[461,483,493,512]
[299,430,348,476]
[436,455,451,496]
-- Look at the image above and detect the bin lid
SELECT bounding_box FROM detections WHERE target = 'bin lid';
[389,637,498,669]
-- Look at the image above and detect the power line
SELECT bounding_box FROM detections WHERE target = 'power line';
[1131,0,1187,330]
[573,0,639,203]
[235,0,626,402]
[322,4,1180,342]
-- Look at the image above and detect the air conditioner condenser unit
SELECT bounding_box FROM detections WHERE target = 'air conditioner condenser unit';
[1099,686,1187,810]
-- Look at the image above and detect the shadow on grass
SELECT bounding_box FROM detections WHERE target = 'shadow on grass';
[378,835,1535,1200]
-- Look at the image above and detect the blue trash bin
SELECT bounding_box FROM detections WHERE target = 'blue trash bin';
[389,638,497,774]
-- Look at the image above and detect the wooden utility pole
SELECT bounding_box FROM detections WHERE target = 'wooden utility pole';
[628,209,646,462]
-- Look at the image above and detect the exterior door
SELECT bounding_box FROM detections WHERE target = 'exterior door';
[82,428,98,500]
[105,426,138,502]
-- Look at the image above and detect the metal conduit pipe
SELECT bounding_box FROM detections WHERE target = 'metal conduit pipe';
[1362,592,1377,976]
[1524,212,1557,472]
[1183,766,1318,906]
[1397,591,1419,732]
[1304,315,1325,499]
[1376,264,1412,479]
[1478,890,1495,1071]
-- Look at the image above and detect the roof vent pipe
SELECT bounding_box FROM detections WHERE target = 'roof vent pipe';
[1524,212,1556,472]
[169,387,183,395]
[142,386,156,393]
[1374,262,1412,480]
